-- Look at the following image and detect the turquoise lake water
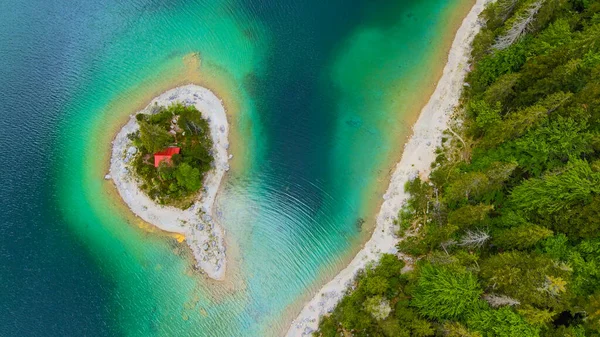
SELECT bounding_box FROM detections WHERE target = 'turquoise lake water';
[0,0,469,335]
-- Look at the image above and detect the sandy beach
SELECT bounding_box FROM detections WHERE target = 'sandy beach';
[108,84,230,280]
[286,0,492,334]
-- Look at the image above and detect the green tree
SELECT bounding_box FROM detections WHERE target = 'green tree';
[479,251,570,308]
[139,121,172,153]
[469,100,502,133]
[174,163,202,192]
[583,291,600,332]
[482,73,520,107]
[316,316,339,337]
[364,296,391,321]
[442,322,483,337]
[469,40,528,93]
[482,92,572,148]
[467,306,540,337]
[541,234,570,260]
[362,276,389,295]
[529,19,572,56]
[336,293,373,332]
[493,224,553,249]
[447,203,494,229]
[517,305,555,327]
[567,239,600,296]
[512,117,593,175]
[550,195,600,238]
[378,318,407,337]
[411,263,482,320]
[510,159,600,216]
[410,319,435,337]
[445,172,490,205]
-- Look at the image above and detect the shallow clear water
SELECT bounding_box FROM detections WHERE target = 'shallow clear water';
[0,0,467,335]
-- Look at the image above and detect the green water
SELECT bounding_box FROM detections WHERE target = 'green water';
[0,0,469,335]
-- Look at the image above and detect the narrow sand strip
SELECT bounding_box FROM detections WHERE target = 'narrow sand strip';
[109,84,230,280]
[286,0,492,334]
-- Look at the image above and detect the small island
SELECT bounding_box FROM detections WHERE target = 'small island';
[109,85,230,280]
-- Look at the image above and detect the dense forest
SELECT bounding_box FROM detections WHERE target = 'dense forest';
[317,0,600,336]
[128,104,213,207]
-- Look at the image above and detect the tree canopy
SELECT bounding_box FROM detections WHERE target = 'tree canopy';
[128,104,213,207]
[317,0,600,336]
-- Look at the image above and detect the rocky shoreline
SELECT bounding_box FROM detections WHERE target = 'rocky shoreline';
[108,84,230,280]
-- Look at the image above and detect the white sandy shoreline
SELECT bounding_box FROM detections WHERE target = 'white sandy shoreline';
[286,0,492,335]
[108,84,230,280]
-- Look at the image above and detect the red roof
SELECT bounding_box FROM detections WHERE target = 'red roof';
[154,147,180,167]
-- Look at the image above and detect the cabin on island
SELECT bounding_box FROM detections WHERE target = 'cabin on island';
[154,147,180,168]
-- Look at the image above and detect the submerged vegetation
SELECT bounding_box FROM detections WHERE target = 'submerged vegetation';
[128,104,213,207]
[317,0,600,336]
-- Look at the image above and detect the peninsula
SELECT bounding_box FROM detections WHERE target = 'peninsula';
[108,85,230,280]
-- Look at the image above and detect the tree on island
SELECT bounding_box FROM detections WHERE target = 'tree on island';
[128,104,213,207]
[139,121,171,153]
[174,163,202,192]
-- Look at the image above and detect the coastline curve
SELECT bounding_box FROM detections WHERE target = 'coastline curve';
[286,0,492,334]
[109,84,230,280]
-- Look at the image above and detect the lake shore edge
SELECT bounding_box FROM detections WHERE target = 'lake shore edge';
[108,84,230,280]
[286,0,492,334]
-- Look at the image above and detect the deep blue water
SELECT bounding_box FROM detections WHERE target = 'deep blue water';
[0,0,465,335]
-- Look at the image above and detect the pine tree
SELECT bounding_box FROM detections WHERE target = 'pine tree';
[510,159,600,216]
[411,264,482,320]
[493,224,553,249]
[138,121,172,153]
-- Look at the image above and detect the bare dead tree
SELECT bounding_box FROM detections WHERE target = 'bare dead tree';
[447,125,467,149]
[492,0,545,51]
[457,229,491,248]
[483,294,521,307]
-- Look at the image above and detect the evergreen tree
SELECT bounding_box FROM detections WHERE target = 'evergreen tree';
[493,224,553,249]
[411,263,482,320]
[467,306,540,337]
[139,121,172,153]
[510,159,600,216]
[174,162,202,192]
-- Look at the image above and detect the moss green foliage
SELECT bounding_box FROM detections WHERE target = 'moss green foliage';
[411,264,483,320]
[467,306,540,337]
[317,1,600,335]
[128,104,213,207]
[493,224,553,249]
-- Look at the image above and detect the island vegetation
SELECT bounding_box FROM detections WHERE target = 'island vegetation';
[127,103,213,207]
[317,0,600,336]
